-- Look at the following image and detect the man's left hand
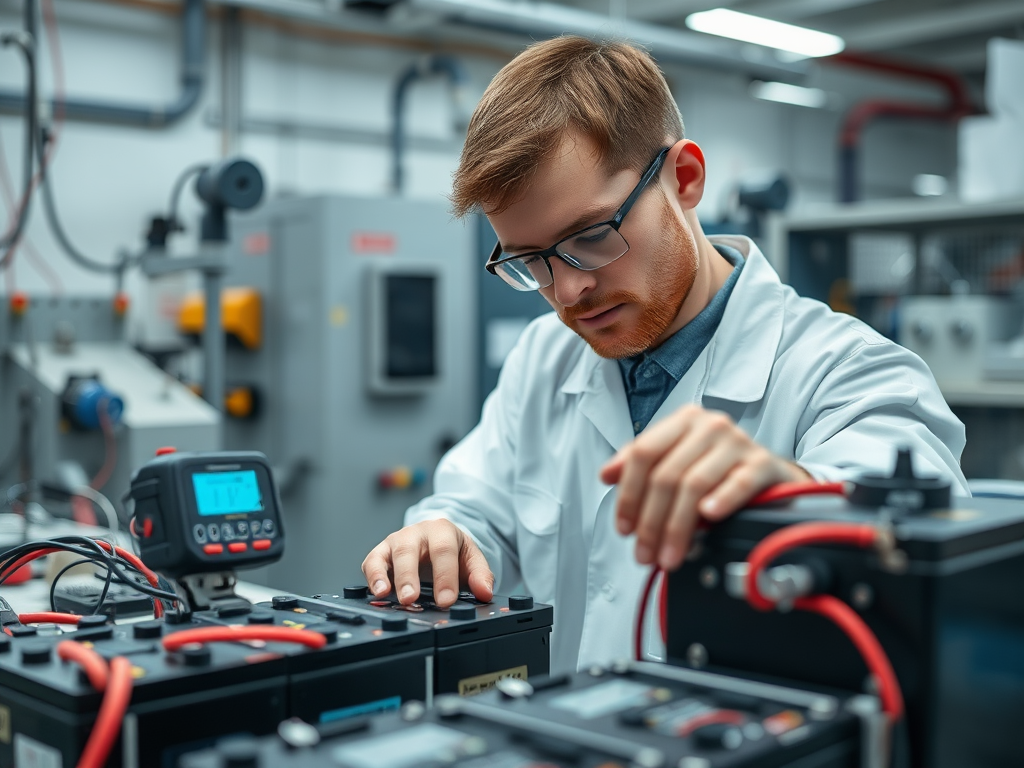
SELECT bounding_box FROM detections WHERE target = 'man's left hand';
[600,404,810,571]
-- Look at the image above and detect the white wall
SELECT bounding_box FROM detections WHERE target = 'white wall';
[0,0,958,314]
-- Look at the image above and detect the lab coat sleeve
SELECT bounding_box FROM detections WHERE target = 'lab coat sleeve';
[793,337,970,494]
[402,332,528,591]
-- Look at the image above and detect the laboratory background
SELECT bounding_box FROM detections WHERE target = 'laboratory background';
[0,0,1022,766]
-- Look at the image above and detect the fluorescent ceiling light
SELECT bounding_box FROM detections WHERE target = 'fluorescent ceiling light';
[750,81,829,108]
[687,8,845,58]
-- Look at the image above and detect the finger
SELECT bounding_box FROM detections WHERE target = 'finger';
[613,407,700,535]
[699,451,787,520]
[599,455,624,485]
[361,544,394,598]
[632,413,733,562]
[427,526,463,608]
[390,533,426,605]
[461,538,494,603]
[658,440,745,570]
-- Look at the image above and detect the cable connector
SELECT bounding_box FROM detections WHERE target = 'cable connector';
[759,564,816,611]
[872,523,909,574]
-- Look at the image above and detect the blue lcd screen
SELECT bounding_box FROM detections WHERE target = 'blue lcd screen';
[191,470,263,516]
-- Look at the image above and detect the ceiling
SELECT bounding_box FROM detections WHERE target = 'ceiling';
[564,0,1024,76]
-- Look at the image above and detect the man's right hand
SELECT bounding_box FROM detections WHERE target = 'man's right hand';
[361,519,494,609]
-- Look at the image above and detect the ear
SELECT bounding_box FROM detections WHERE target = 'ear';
[664,139,706,210]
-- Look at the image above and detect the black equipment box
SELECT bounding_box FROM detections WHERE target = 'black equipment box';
[667,494,1024,768]
[130,451,285,579]
[179,661,870,768]
[303,584,553,695]
[0,606,433,768]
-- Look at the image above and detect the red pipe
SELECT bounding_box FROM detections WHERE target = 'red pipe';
[824,51,978,202]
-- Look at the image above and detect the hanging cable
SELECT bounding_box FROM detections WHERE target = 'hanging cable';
[0,29,37,265]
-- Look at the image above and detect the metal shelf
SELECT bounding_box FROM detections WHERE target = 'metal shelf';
[938,381,1024,408]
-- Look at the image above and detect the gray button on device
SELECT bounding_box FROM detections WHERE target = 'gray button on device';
[194,524,208,543]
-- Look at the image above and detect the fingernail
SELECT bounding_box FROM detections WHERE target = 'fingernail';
[616,518,631,535]
[399,585,415,602]
[659,546,681,570]
[372,580,388,596]
[635,544,654,564]
[437,588,455,606]
[701,498,718,515]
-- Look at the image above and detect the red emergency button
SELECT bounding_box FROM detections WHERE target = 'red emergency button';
[142,518,153,538]
[228,542,248,553]
[155,446,177,456]
[203,544,224,555]
[252,539,271,551]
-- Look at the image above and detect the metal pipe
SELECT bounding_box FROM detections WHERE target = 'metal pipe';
[0,0,205,129]
[827,51,977,203]
[401,0,809,81]
[392,54,469,194]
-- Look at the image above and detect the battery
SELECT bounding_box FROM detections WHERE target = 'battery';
[666,494,1024,768]
[0,604,433,767]
[300,585,553,695]
[179,661,869,768]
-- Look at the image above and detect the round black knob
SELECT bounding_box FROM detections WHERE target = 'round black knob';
[508,595,534,611]
[343,585,369,599]
[692,723,743,750]
[165,610,192,625]
[77,615,109,629]
[8,626,36,637]
[21,643,51,664]
[381,617,407,632]
[327,611,365,626]
[272,596,298,611]
[217,604,252,619]
[849,447,950,512]
[218,736,261,768]
[134,620,163,639]
[448,604,476,621]
[247,612,275,625]
[181,643,212,666]
[308,624,337,643]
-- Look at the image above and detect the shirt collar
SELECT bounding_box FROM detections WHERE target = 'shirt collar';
[628,244,744,382]
[562,235,786,404]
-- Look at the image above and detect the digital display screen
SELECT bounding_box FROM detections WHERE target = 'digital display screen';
[191,470,263,516]
[386,275,436,379]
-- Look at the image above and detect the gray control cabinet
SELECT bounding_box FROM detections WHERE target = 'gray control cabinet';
[222,195,477,592]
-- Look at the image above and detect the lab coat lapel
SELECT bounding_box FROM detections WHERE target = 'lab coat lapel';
[561,346,634,453]
[702,236,785,403]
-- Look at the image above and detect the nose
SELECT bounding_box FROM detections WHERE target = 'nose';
[549,257,596,307]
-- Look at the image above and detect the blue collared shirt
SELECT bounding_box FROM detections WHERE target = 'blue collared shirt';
[618,244,745,434]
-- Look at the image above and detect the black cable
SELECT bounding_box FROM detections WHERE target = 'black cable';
[35,130,131,275]
[166,162,208,234]
[48,556,95,611]
[0,29,37,263]
[0,537,179,605]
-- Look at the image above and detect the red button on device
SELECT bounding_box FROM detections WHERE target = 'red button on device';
[252,539,271,551]
[203,544,224,555]
[228,542,248,553]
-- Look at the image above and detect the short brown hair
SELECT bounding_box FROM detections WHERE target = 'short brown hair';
[451,36,684,218]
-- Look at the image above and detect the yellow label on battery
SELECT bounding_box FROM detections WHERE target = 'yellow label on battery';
[457,665,529,697]
[0,703,10,744]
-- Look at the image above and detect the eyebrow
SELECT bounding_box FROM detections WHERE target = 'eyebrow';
[499,203,617,254]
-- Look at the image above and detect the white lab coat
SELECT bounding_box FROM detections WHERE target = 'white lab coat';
[405,235,968,673]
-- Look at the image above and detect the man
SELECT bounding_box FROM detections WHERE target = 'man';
[363,36,967,672]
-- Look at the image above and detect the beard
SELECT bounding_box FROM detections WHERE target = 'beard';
[559,201,699,359]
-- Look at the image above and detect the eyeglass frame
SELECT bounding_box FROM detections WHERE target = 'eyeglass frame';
[484,146,672,287]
